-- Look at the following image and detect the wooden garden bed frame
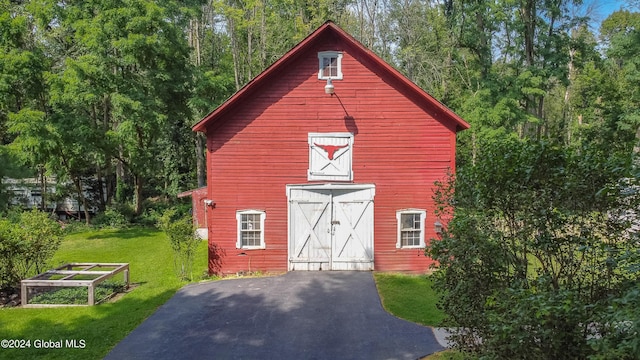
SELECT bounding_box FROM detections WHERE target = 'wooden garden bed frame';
[21,263,130,307]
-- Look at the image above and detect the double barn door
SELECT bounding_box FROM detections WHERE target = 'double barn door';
[287,185,374,271]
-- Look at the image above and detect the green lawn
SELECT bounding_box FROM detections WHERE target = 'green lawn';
[374,272,445,327]
[0,227,208,360]
[374,273,469,360]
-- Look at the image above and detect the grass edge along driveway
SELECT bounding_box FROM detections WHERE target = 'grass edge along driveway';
[1,227,445,360]
[374,272,445,327]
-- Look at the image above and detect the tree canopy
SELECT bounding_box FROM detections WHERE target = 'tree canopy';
[1,0,639,356]
[2,0,637,217]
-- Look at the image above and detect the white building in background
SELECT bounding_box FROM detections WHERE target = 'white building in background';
[2,177,101,220]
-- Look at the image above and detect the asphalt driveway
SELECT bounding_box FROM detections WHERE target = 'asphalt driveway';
[105,271,444,359]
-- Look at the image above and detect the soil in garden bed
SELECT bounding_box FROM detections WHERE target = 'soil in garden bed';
[0,288,20,307]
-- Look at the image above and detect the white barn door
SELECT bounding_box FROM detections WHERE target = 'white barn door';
[288,185,374,271]
[331,189,374,270]
[288,189,332,270]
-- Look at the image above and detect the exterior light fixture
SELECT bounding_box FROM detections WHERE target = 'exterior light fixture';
[324,78,352,120]
[324,78,335,95]
[434,220,443,235]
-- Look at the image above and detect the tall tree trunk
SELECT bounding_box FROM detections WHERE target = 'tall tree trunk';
[229,17,241,91]
[363,0,377,48]
[96,166,106,211]
[190,15,206,189]
[134,174,143,216]
[564,23,582,145]
[103,94,114,205]
[73,176,91,225]
[475,0,491,79]
[520,0,536,68]
[247,9,253,80]
[196,132,206,187]
[520,0,539,139]
[260,3,266,69]
[115,150,126,203]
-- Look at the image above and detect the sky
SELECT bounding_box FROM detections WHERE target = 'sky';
[586,0,635,28]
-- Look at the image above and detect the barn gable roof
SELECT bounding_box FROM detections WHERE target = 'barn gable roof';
[192,21,470,133]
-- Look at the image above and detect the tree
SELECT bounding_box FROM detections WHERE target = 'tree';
[381,0,460,101]
[188,3,236,187]
[427,137,637,358]
[214,0,353,91]
[28,0,200,215]
[600,10,640,159]
[0,0,52,207]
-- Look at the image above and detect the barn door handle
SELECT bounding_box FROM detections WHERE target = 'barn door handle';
[331,220,340,225]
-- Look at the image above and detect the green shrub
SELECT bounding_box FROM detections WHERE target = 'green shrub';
[427,139,637,359]
[157,208,199,281]
[136,200,191,227]
[136,207,162,227]
[92,206,130,229]
[590,285,640,360]
[0,210,63,289]
[0,220,22,289]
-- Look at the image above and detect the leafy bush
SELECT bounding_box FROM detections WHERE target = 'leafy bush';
[0,220,22,289]
[157,208,199,280]
[16,210,64,276]
[0,210,63,289]
[590,285,640,360]
[427,138,638,359]
[92,206,130,229]
[136,200,191,227]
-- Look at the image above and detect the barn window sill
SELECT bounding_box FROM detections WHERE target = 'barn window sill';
[237,246,265,250]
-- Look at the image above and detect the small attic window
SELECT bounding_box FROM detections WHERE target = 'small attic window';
[318,51,343,80]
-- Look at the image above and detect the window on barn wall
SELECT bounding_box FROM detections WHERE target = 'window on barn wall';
[318,51,343,80]
[396,209,426,248]
[236,210,266,249]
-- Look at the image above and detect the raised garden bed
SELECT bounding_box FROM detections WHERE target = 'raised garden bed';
[21,263,129,307]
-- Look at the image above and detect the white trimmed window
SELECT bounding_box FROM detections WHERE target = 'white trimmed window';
[318,51,343,80]
[236,210,266,249]
[396,209,426,248]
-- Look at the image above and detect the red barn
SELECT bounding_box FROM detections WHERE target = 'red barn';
[193,21,469,275]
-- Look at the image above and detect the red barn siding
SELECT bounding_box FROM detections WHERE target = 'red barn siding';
[195,23,469,275]
[205,35,457,274]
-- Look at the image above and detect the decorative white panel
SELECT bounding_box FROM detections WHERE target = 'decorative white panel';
[308,132,353,181]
